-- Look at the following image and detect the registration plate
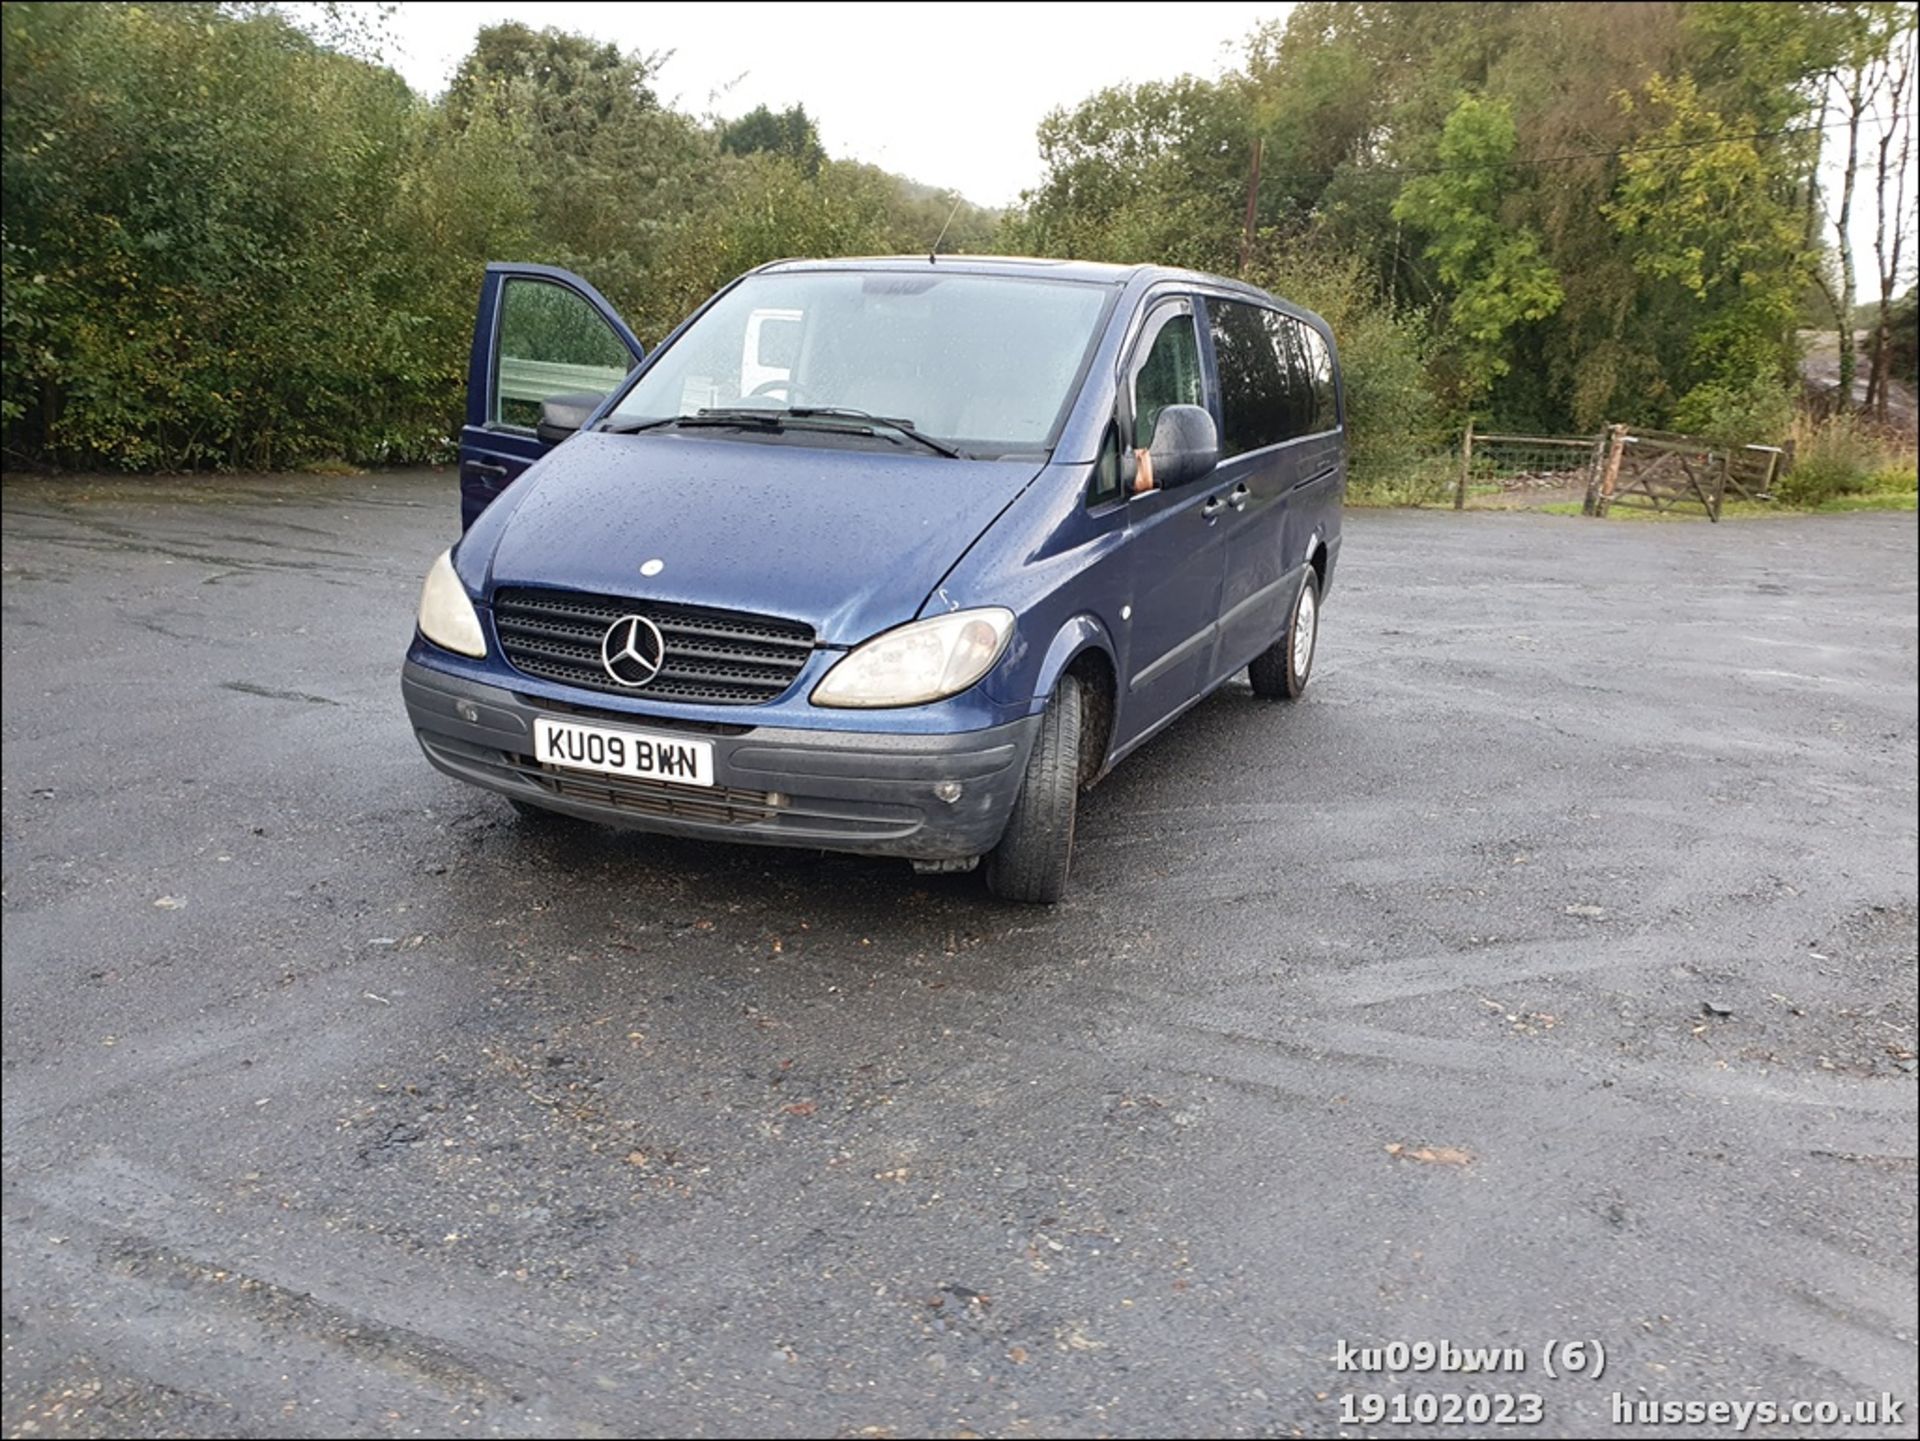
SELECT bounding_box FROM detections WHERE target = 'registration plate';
[532,716,714,787]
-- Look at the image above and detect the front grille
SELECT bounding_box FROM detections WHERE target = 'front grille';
[493,588,815,705]
[504,754,780,826]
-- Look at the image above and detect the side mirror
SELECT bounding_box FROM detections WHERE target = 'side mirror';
[536,391,607,445]
[1139,404,1219,491]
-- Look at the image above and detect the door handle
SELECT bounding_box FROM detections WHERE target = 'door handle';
[466,461,509,480]
[1227,483,1251,512]
[1200,494,1227,519]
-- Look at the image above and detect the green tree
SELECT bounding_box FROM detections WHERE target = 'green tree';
[1605,73,1806,438]
[720,104,827,174]
[441,22,707,319]
[446,22,657,129]
[1006,77,1252,270]
[1391,95,1564,408]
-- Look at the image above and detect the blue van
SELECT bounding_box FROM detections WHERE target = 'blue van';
[404,257,1344,902]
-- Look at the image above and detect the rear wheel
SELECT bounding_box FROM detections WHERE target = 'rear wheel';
[985,676,1082,904]
[1249,568,1319,701]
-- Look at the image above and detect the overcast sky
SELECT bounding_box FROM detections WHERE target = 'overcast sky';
[364,0,1283,206]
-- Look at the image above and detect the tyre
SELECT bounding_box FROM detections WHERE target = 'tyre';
[985,675,1083,904]
[1249,568,1319,701]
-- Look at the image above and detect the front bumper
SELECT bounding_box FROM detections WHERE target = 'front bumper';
[402,661,1039,861]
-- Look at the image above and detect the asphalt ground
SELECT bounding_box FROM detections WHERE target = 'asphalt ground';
[3,470,1915,1438]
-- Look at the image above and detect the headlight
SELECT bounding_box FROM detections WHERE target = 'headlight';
[417,549,486,657]
[812,608,1014,708]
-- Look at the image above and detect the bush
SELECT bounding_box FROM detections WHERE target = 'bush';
[1669,375,1795,449]
[1,3,470,470]
[1346,455,1456,507]
[1867,459,1919,494]
[1774,414,1892,507]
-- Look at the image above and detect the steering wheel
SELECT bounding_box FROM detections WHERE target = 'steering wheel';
[748,378,793,401]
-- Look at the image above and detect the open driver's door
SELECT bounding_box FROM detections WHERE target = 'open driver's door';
[459,262,643,530]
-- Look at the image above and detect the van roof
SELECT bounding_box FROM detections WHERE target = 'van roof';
[752,255,1328,333]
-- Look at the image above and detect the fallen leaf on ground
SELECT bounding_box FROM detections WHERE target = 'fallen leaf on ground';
[1386,1143,1474,1167]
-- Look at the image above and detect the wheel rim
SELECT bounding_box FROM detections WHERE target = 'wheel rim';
[1294,584,1317,680]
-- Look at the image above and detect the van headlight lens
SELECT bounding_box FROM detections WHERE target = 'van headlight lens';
[417,549,487,657]
[812,608,1014,708]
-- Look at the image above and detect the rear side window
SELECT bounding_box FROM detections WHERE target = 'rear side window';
[1208,300,1291,455]
[1300,324,1338,430]
[1209,299,1335,454]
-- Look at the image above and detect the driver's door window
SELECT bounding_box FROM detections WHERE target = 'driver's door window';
[1128,302,1204,453]
[493,279,633,429]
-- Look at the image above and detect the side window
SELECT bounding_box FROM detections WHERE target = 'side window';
[1208,299,1289,456]
[1302,325,1338,429]
[1128,304,1204,452]
[1089,420,1123,504]
[1272,313,1316,440]
[493,279,633,429]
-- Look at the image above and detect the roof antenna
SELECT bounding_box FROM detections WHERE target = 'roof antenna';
[928,193,963,264]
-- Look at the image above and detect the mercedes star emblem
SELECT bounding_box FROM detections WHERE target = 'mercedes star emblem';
[601,614,667,687]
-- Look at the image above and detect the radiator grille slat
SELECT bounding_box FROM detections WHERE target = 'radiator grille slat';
[493,588,815,705]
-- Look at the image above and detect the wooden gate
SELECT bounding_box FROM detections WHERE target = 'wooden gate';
[1585,426,1732,521]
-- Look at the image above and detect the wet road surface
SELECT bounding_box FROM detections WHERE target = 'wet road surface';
[3,471,1916,1437]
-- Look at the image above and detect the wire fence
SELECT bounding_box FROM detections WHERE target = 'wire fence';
[1457,428,1605,509]
[1448,422,1789,520]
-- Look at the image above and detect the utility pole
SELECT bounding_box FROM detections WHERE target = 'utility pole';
[1239,135,1263,277]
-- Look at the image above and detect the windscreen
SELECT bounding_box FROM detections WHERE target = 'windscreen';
[609,270,1113,456]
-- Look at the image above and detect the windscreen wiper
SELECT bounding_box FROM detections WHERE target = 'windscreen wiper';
[601,406,964,458]
[599,408,805,436]
[597,415,688,436]
[785,407,964,459]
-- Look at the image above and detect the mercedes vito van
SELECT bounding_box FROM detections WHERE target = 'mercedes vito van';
[404,257,1345,902]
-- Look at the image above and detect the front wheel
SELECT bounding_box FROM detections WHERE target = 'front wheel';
[1249,569,1319,700]
[985,675,1082,904]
